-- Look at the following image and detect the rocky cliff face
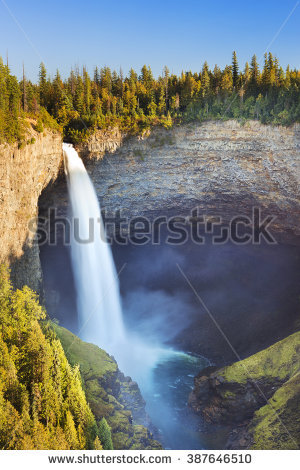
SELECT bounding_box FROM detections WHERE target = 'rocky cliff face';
[77,127,123,159]
[3,120,299,288]
[0,127,62,290]
[80,120,300,242]
[39,119,300,363]
[39,120,300,243]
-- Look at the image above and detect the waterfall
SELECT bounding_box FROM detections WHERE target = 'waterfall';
[63,143,126,352]
[63,143,179,380]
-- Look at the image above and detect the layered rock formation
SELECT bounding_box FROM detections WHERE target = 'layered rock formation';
[76,128,123,159]
[81,120,300,242]
[38,120,300,243]
[0,126,62,290]
[3,119,298,450]
[2,119,299,293]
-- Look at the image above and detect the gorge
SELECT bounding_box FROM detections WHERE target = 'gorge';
[1,119,300,449]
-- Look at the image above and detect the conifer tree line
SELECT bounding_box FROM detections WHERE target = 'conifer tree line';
[0,51,299,144]
[0,265,114,450]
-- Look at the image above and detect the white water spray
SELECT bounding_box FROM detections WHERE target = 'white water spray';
[63,143,183,380]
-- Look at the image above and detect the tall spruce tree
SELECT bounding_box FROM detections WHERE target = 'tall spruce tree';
[98,418,113,450]
[232,51,239,89]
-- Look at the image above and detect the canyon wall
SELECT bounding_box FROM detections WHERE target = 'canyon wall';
[38,120,300,245]
[2,120,299,291]
[0,128,62,291]
[1,120,299,450]
[77,127,123,159]
[81,120,300,241]
[38,120,300,363]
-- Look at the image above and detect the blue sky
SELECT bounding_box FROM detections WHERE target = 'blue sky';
[0,0,299,81]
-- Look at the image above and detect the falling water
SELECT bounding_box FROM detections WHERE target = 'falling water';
[63,143,184,380]
[62,143,214,449]
[63,143,126,352]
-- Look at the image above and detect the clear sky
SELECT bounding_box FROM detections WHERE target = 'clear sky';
[0,0,299,81]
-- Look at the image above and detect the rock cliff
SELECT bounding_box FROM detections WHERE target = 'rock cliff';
[76,127,123,159]
[0,126,62,290]
[189,331,300,449]
[39,120,300,243]
[40,119,300,363]
[81,120,300,242]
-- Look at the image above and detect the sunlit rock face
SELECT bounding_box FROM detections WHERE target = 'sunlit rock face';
[76,127,123,159]
[0,128,62,290]
[41,120,300,243]
[4,119,299,291]
[82,120,300,242]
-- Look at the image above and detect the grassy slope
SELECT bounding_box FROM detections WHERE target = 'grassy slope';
[249,372,300,449]
[221,331,300,384]
[218,331,300,449]
[52,324,162,450]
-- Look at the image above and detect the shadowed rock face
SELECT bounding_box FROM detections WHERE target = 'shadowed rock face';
[0,128,62,290]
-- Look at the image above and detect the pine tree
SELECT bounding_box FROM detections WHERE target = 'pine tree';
[93,436,103,450]
[98,418,113,450]
[267,52,276,86]
[163,65,170,111]
[232,51,239,89]
[201,62,210,97]
[83,67,91,112]
[22,63,27,112]
[249,54,260,94]
[39,62,48,108]
[261,52,270,90]
[74,75,84,114]
[64,411,79,449]
[221,65,233,94]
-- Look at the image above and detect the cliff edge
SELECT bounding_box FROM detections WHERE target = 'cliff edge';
[0,125,62,291]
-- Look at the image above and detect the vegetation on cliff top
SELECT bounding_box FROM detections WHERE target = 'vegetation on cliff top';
[0,52,299,144]
[220,331,300,384]
[235,332,300,449]
[0,265,104,450]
